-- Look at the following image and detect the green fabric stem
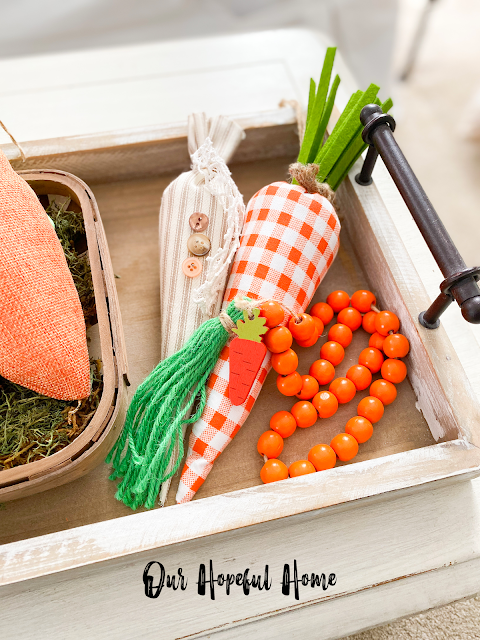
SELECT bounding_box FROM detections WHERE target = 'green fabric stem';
[329,134,367,191]
[306,78,316,128]
[321,90,363,148]
[298,47,337,164]
[328,97,394,190]
[380,97,394,113]
[294,49,393,193]
[107,299,244,510]
[315,83,380,183]
[307,74,340,164]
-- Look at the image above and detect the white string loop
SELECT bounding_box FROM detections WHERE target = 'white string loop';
[0,119,26,163]
[192,137,245,317]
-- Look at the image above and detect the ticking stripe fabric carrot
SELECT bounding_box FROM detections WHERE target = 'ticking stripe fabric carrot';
[176,181,341,503]
[157,113,245,505]
[159,113,245,360]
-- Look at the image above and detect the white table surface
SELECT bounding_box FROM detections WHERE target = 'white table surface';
[1,29,480,639]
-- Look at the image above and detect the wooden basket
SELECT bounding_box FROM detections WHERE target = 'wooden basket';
[0,169,128,501]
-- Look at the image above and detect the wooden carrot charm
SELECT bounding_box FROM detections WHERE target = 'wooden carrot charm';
[229,308,268,405]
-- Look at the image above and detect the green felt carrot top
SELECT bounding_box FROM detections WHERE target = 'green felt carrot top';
[296,47,393,191]
[232,309,268,342]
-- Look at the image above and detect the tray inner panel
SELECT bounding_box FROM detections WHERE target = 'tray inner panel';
[0,156,434,544]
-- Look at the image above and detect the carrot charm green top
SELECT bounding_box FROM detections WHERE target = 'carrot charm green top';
[232,308,268,342]
[229,309,268,406]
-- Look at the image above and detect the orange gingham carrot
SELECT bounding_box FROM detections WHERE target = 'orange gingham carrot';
[176,181,340,503]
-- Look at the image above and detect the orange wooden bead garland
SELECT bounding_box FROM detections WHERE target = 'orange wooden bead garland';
[258,290,409,483]
[346,364,372,390]
[296,374,320,399]
[310,302,334,325]
[313,390,338,418]
[337,306,362,331]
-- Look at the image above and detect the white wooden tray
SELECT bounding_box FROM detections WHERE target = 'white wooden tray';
[1,31,480,640]
[1,110,480,640]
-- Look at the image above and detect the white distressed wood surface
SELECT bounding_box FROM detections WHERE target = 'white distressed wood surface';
[2,475,480,639]
[0,109,301,184]
[1,439,478,588]
[1,30,480,639]
[0,29,355,148]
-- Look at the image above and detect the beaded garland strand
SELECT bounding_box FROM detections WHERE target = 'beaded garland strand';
[256,290,410,483]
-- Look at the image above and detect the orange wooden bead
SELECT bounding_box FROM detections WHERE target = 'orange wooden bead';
[291,400,318,428]
[329,377,356,404]
[277,371,303,396]
[381,358,407,383]
[270,410,297,438]
[346,364,372,391]
[310,302,334,325]
[370,379,397,405]
[259,301,284,328]
[312,390,338,418]
[320,341,345,366]
[369,332,386,350]
[308,444,337,471]
[330,433,358,461]
[312,316,325,335]
[296,325,319,347]
[375,310,400,336]
[309,359,336,385]
[288,313,316,341]
[257,430,284,458]
[351,290,376,314]
[264,326,293,353]
[357,396,384,423]
[271,348,298,375]
[337,306,362,331]
[358,347,384,373]
[296,375,320,400]
[260,459,289,483]
[289,460,316,477]
[328,323,353,348]
[326,290,350,313]
[383,333,410,358]
[345,416,374,443]
[362,310,377,334]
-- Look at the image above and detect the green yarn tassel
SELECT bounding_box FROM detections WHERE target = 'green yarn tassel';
[107,300,244,510]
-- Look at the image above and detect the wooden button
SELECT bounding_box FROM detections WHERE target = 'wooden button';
[189,212,209,232]
[182,257,202,278]
[187,233,211,256]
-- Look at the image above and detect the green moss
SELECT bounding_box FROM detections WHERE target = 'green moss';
[47,200,97,328]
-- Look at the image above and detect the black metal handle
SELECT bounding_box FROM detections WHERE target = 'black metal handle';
[355,104,480,329]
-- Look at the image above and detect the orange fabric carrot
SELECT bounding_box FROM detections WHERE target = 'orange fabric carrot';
[0,151,90,399]
[229,309,268,405]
